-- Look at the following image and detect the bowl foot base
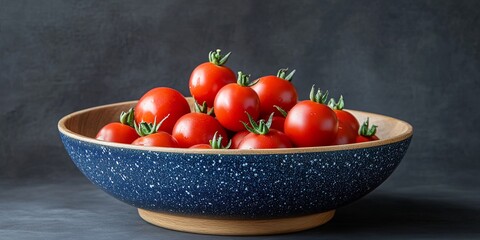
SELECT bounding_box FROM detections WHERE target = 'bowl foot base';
[137,208,335,235]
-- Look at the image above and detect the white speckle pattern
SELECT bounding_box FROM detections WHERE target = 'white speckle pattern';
[60,133,412,218]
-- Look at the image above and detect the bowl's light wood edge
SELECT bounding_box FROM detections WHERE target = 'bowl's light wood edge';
[58,99,413,155]
[137,208,335,236]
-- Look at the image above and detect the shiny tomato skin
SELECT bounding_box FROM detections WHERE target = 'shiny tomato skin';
[172,113,228,148]
[335,109,360,132]
[189,144,212,149]
[284,100,338,147]
[135,87,190,134]
[270,116,285,132]
[131,132,179,147]
[332,121,357,145]
[189,62,236,107]
[231,130,250,149]
[214,83,260,132]
[95,123,139,144]
[356,135,379,143]
[238,129,292,149]
[251,76,297,116]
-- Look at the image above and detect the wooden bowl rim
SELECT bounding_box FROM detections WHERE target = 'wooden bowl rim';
[58,100,413,155]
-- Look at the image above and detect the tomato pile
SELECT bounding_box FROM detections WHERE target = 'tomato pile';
[96,49,379,149]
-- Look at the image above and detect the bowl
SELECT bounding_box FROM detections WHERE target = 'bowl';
[58,99,413,235]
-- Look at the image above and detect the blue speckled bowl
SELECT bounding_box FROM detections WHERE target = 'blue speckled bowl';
[58,100,412,235]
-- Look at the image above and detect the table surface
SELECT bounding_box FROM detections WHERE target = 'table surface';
[1,177,479,240]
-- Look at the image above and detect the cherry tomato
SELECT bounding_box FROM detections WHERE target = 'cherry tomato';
[172,102,228,148]
[356,118,379,143]
[214,72,260,132]
[189,49,236,107]
[251,68,298,116]
[284,86,338,147]
[189,143,212,149]
[231,130,249,149]
[135,87,190,134]
[356,135,379,143]
[332,121,357,145]
[189,131,230,149]
[131,132,179,147]
[96,108,138,144]
[96,123,138,144]
[270,116,285,132]
[238,129,292,149]
[329,95,360,132]
[267,105,288,132]
[237,113,292,149]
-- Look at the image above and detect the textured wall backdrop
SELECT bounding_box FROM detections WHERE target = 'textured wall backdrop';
[1,0,479,191]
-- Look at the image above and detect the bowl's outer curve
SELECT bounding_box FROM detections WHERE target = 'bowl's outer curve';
[59,100,412,219]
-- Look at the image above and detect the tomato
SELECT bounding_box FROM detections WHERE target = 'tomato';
[237,113,292,149]
[332,121,357,145]
[238,129,292,149]
[284,86,338,147]
[251,68,298,116]
[356,118,379,143]
[270,116,285,132]
[96,108,138,144]
[329,95,360,132]
[131,117,179,147]
[189,143,212,149]
[131,132,179,147]
[135,87,190,134]
[189,131,230,149]
[189,49,236,107]
[96,123,138,144]
[172,102,228,148]
[268,105,288,132]
[231,130,249,149]
[214,72,260,132]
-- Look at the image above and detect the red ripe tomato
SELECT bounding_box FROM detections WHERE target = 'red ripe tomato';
[356,135,379,143]
[267,105,287,132]
[336,110,360,132]
[214,72,260,132]
[329,95,360,132]
[332,121,357,145]
[131,132,179,147]
[284,86,338,147]
[231,130,249,149]
[96,108,138,144]
[188,131,230,149]
[135,87,190,134]
[189,49,236,107]
[172,110,228,148]
[96,123,138,144]
[270,116,285,132]
[189,144,212,149]
[356,118,379,143]
[238,129,292,149]
[251,69,298,116]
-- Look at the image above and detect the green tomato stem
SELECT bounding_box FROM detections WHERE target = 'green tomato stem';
[208,49,231,66]
[359,117,378,137]
[309,84,329,104]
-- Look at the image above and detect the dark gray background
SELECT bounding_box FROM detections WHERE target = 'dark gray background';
[1,0,479,239]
